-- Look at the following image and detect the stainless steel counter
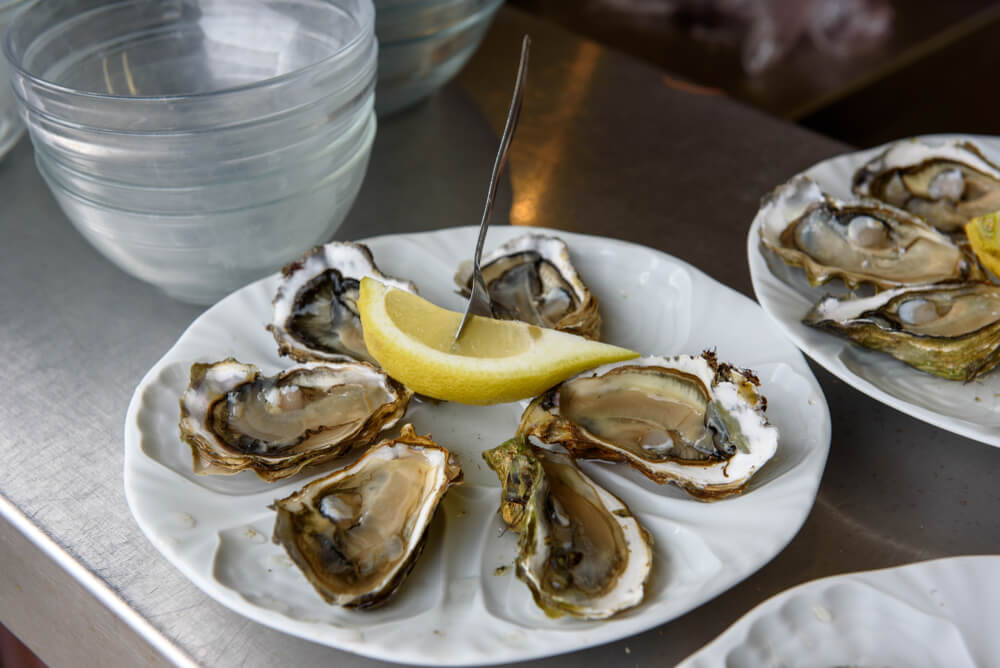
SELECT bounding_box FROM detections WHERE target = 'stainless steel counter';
[2,7,998,667]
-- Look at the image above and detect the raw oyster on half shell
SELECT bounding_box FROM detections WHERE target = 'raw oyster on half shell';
[269,242,418,364]
[853,139,1000,233]
[804,282,1000,381]
[455,233,601,339]
[757,175,976,290]
[179,358,411,481]
[483,436,651,619]
[272,425,462,608]
[518,353,778,500]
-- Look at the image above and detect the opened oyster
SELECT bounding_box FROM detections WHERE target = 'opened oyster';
[804,282,1000,381]
[853,139,1000,233]
[272,425,462,608]
[269,242,418,364]
[483,437,651,619]
[758,175,976,290]
[518,353,778,500]
[179,358,411,481]
[455,234,601,339]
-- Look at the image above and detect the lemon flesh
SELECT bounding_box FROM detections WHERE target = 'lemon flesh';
[358,277,639,405]
[965,211,1000,277]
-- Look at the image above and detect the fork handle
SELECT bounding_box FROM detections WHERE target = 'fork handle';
[471,34,531,283]
[453,35,532,343]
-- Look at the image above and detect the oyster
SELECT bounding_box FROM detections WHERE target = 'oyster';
[483,437,651,619]
[517,353,778,500]
[804,282,1000,381]
[758,175,976,290]
[455,234,601,339]
[268,242,418,364]
[179,358,411,481]
[272,425,462,608]
[853,139,1000,233]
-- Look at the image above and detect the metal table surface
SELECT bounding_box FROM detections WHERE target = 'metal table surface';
[2,7,998,667]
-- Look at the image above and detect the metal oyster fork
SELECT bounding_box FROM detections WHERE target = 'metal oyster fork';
[453,34,531,346]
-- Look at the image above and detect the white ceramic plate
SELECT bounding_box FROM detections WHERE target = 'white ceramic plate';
[124,226,831,666]
[677,555,1000,667]
[748,135,1000,447]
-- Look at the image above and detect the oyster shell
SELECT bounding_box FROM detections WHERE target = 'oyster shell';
[272,425,462,608]
[853,139,1000,233]
[804,282,1000,381]
[758,175,976,290]
[455,233,601,339]
[179,358,411,481]
[268,242,418,364]
[483,436,651,619]
[517,353,778,500]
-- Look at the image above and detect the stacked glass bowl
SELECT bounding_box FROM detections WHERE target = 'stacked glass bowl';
[0,0,33,160]
[4,0,377,304]
[374,0,503,115]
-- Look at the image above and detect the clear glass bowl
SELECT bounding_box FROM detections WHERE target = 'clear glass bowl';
[374,0,498,43]
[5,0,374,131]
[37,112,377,304]
[34,92,375,209]
[5,0,377,182]
[35,101,373,215]
[17,43,376,182]
[0,0,34,160]
[375,0,501,115]
[3,0,380,303]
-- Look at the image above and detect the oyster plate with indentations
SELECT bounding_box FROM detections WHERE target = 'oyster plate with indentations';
[677,556,1000,667]
[124,226,830,666]
[748,135,1000,448]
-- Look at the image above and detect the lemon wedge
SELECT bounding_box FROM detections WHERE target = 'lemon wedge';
[357,277,639,404]
[965,211,1000,277]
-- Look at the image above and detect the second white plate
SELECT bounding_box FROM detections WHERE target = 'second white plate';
[124,226,830,665]
[748,135,1000,447]
[678,555,1000,667]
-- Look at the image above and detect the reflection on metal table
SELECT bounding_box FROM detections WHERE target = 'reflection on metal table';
[1,6,998,667]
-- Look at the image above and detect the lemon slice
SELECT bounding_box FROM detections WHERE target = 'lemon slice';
[965,211,1000,277]
[358,277,639,404]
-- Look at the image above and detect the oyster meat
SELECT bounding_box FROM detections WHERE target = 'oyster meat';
[455,233,601,339]
[518,353,778,500]
[272,425,462,608]
[853,139,1000,233]
[804,282,1000,381]
[269,242,418,364]
[483,437,651,619]
[179,358,411,481]
[758,175,976,289]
